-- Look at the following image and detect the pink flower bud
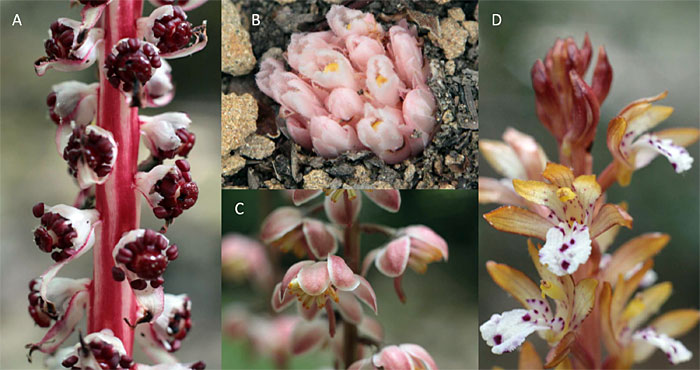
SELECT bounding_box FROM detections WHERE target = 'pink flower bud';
[326,5,383,39]
[402,88,437,140]
[140,112,195,159]
[388,25,425,88]
[286,31,340,72]
[46,81,98,126]
[298,49,358,91]
[285,116,313,150]
[326,88,364,121]
[35,18,104,76]
[221,234,273,289]
[135,160,199,220]
[309,116,363,158]
[356,105,408,164]
[366,55,404,106]
[63,124,118,189]
[345,35,385,71]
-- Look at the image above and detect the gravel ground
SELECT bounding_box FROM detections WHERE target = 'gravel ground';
[222,0,478,189]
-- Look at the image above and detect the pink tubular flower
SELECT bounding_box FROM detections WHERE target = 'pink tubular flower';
[349,344,438,370]
[402,88,437,143]
[363,225,448,302]
[309,116,363,158]
[345,35,385,71]
[135,160,199,221]
[286,31,341,72]
[356,104,409,164]
[221,233,273,289]
[326,87,364,121]
[63,124,118,189]
[246,315,298,368]
[272,256,378,331]
[299,49,358,91]
[46,81,98,126]
[140,112,195,160]
[111,229,179,324]
[35,18,104,76]
[388,24,425,88]
[326,5,383,39]
[365,55,404,106]
[260,207,337,259]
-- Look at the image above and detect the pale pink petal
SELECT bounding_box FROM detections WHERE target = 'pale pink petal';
[35,20,103,76]
[400,344,439,370]
[147,0,207,11]
[361,248,380,276]
[286,116,313,150]
[27,290,88,355]
[309,116,364,158]
[297,301,321,321]
[271,283,296,312]
[324,192,362,226]
[327,87,364,121]
[375,236,411,277]
[358,317,384,343]
[260,207,304,243]
[388,25,425,88]
[337,291,363,324]
[280,261,315,299]
[298,262,332,296]
[364,190,401,212]
[346,35,385,71]
[300,49,358,90]
[292,190,323,205]
[349,358,375,370]
[326,5,383,39]
[352,276,378,314]
[291,319,328,355]
[328,255,360,290]
[303,220,338,260]
[279,78,329,120]
[286,31,339,72]
[256,58,285,99]
[404,225,448,261]
[373,345,413,369]
[403,88,437,136]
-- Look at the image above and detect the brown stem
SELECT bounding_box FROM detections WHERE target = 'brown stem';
[598,161,617,193]
[342,194,361,369]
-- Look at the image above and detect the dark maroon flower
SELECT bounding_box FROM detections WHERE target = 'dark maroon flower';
[63,124,117,189]
[104,38,161,92]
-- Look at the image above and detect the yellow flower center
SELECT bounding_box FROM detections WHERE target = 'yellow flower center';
[326,189,359,203]
[287,278,339,309]
[557,187,577,202]
[324,62,339,73]
[375,74,388,87]
[272,230,307,258]
[540,280,566,301]
[371,120,383,131]
[346,23,352,30]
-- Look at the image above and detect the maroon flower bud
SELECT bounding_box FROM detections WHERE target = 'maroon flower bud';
[112,229,177,287]
[63,124,117,189]
[152,6,192,53]
[45,20,77,60]
[104,38,161,92]
[135,160,199,221]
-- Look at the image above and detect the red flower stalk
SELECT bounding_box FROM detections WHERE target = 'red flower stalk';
[28,0,208,367]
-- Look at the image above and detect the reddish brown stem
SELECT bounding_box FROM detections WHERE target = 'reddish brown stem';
[342,194,361,369]
[88,0,144,354]
[598,161,617,193]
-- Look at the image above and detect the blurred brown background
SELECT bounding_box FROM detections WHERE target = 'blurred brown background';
[0,1,221,368]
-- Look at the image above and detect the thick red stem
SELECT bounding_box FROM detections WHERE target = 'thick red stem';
[89,0,144,354]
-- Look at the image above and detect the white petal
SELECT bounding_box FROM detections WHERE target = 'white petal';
[479,309,549,355]
[140,112,191,153]
[632,133,694,173]
[540,222,591,276]
[633,328,692,364]
[135,164,175,207]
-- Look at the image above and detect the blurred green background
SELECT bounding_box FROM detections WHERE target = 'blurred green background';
[221,190,478,369]
[479,1,699,369]
[0,1,221,368]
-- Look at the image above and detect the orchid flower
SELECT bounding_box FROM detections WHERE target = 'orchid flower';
[349,343,438,370]
[606,91,699,186]
[480,241,597,366]
[271,256,378,336]
[485,163,633,276]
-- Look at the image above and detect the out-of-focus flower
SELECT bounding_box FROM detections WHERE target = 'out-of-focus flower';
[362,225,447,302]
[292,316,383,362]
[272,256,378,332]
[598,233,669,289]
[247,315,298,368]
[140,112,195,160]
[606,91,699,186]
[349,343,438,370]
[260,207,337,259]
[479,128,548,206]
[35,18,104,76]
[484,163,632,276]
[221,233,273,289]
[255,5,436,163]
[290,189,401,227]
[480,241,597,364]
[147,0,207,12]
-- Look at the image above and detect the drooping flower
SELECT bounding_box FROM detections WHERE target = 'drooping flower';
[349,343,438,370]
[35,18,104,76]
[290,189,401,227]
[136,293,192,361]
[479,241,597,366]
[272,256,378,335]
[52,329,134,369]
[606,91,699,186]
[260,207,337,259]
[362,225,447,302]
[46,81,98,127]
[140,112,195,160]
[111,229,179,323]
[135,160,199,221]
[484,163,632,276]
[221,233,273,289]
[143,60,175,107]
[63,124,118,189]
[479,128,548,206]
[137,5,208,59]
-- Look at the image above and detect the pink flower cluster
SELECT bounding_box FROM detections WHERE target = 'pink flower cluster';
[256,5,437,164]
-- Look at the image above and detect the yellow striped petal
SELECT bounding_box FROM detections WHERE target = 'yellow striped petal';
[590,204,633,238]
[601,233,669,283]
[486,261,541,308]
[626,282,673,332]
[611,260,654,336]
[483,206,552,240]
[626,105,674,136]
[544,331,575,368]
[600,282,622,357]
[569,278,598,331]
[542,163,575,188]
[617,91,668,118]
